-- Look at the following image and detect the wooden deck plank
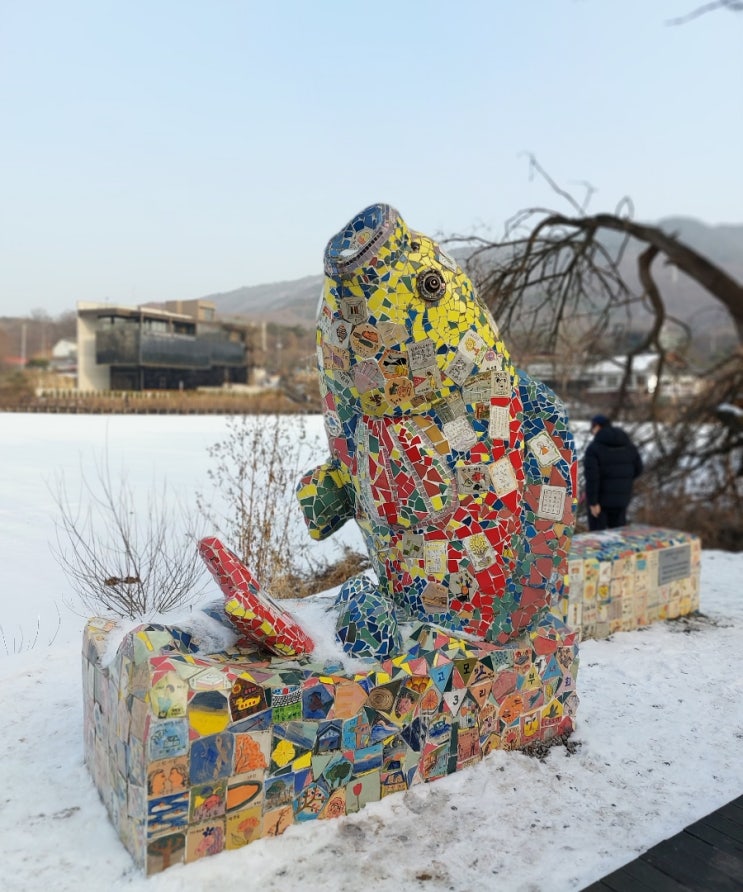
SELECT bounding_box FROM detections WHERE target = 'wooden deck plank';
[689,810,743,845]
[587,856,688,891]
[584,795,743,891]
[717,798,743,823]
[644,831,743,886]
[640,849,741,891]
[684,821,743,859]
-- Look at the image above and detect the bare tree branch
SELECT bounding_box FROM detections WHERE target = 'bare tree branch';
[536,212,743,340]
[447,160,743,547]
[667,1,743,26]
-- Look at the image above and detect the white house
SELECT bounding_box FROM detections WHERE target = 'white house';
[584,353,703,401]
[584,353,659,395]
[50,338,78,375]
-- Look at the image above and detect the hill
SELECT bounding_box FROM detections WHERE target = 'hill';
[203,217,743,335]
[203,275,323,327]
[604,217,743,328]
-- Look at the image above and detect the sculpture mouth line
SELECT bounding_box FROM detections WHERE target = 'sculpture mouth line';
[324,203,397,277]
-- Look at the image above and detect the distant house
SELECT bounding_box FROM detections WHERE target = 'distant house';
[50,338,77,376]
[77,299,258,391]
[584,353,659,396]
[523,352,703,404]
[584,353,703,402]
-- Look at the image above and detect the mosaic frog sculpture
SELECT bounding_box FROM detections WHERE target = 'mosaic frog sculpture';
[297,204,577,659]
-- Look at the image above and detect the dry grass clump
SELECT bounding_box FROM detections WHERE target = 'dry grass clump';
[3,386,311,415]
[269,546,372,601]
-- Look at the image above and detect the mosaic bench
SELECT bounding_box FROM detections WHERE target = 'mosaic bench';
[552,524,701,639]
[82,609,579,875]
[82,524,699,875]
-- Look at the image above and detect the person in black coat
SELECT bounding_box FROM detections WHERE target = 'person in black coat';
[583,415,643,531]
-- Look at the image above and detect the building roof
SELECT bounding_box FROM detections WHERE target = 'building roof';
[76,301,194,322]
[585,353,660,375]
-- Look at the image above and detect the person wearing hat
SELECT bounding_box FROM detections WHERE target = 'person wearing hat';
[583,415,643,531]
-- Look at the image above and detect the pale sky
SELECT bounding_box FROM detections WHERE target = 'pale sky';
[1,0,741,317]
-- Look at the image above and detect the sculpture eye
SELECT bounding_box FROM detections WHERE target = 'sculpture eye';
[417,269,446,302]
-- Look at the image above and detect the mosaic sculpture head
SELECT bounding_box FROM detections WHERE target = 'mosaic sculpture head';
[298,203,577,659]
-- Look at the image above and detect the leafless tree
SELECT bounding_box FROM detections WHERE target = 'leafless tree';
[449,157,743,546]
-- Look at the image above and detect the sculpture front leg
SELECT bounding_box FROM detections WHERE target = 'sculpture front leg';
[333,573,402,660]
[296,461,355,540]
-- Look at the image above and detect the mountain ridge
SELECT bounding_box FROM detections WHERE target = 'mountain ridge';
[200,217,743,330]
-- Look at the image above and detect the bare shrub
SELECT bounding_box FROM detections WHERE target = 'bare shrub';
[636,491,743,551]
[52,457,207,619]
[197,414,368,598]
[0,370,35,407]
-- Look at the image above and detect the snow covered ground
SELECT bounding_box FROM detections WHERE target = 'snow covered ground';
[1,414,741,892]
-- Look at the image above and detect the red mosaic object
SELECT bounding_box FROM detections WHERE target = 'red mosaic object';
[198,536,314,657]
